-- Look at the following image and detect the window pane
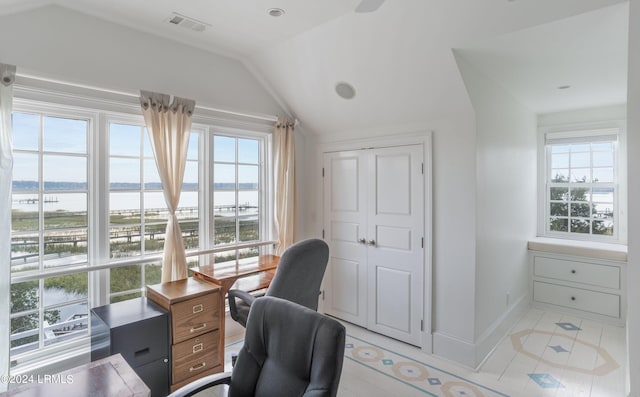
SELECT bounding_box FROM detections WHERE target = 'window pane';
[110,226,141,258]
[238,191,258,215]
[110,192,141,224]
[570,187,590,202]
[593,151,613,167]
[571,144,590,152]
[592,142,613,152]
[187,133,199,161]
[43,116,87,154]
[214,136,235,162]
[144,191,167,223]
[549,187,568,201]
[143,129,153,157]
[12,195,39,231]
[11,281,39,313]
[11,313,39,353]
[239,217,259,242]
[592,168,614,183]
[215,217,236,245]
[570,168,589,183]
[11,234,38,272]
[110,265,141,294]
[238,139,259,164]
[178,192,199,221]
[593,187,614,203]
[43,155,86,190]
[239,165,258,189]
[145,262,163,286]
[111,292,141,303]
[111,123,141,156]
[550,203,568,217]
[593,220,614,235]
[43,193,87,229]
[184,161,198,189]
[12,112,39,151]
[110,158,140,189]
[13,153,38,189]
[214,164,235,189]
[43,304,88,346]
[570,219,590,233]
[593,202,614,219]
[182,220,199,249]
[570,203,590,217]
[214,191,235,214]
[550,218,568,232]
[551,153,569,169]
[144,159,162,189]
[550,169,568,182]
[551,145,569,153]
[570,151,590,168]
[44,274,88,306]
[44,230,88,267]
[144,224,166,254]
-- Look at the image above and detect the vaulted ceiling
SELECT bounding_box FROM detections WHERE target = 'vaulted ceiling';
[0,0,629,137]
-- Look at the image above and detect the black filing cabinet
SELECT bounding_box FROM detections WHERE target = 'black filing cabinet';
[91,297,170,397]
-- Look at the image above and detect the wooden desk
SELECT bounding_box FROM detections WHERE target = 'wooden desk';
[191,254,280,296]
[0,354,149,397]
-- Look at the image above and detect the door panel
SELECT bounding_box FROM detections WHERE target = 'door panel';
[323,151,368,327]
[367,146,423,345]
[375,267,411,333]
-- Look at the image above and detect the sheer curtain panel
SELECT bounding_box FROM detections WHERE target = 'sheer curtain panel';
[139,91,195,282]
[273,117,296,255]
[0,62,16,392]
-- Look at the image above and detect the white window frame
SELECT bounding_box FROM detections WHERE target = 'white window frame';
[537,121,627,244]
[8,81,275,374]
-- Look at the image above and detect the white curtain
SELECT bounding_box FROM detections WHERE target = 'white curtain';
[139,91,195,282]
[273,117,296,255]
[0,63,16,392]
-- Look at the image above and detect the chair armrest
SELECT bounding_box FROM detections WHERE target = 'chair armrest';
[228,289,257,305]
[167,372,232,397]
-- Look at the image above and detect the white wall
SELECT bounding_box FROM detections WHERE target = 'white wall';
[454,52,537,366]
[626,0,640,395]
[0,5,284,117]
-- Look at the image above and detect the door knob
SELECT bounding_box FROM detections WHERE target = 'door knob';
[358,238,366,244]
[367,240,376,246]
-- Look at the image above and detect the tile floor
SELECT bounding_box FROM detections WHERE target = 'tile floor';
[221,307,626,397]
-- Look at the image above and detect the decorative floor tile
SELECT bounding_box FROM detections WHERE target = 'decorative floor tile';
[556,322,582,331]
[528,373,564,389]
[549,344,570,353]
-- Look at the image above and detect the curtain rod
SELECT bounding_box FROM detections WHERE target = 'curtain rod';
[15,72,285,124]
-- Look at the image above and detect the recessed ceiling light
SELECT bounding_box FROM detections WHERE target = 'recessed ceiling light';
[335,82,356,99]
[268,8,285,17]
[557,85,571,90]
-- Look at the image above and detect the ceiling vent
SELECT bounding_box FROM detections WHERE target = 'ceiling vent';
[165,12,210,32]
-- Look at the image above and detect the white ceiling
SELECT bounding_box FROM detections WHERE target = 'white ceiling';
[0,0,630,137]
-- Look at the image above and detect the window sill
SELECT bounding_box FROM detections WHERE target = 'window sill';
[528,237,627,262]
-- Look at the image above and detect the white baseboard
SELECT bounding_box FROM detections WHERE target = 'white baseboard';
[432,295,530,369]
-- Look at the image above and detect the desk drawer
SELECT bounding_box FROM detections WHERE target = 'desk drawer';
[172,346,221,384]
[172,330,219,368]
[533,256,619,289]
[533,281,620,318]
[172,292,220,343]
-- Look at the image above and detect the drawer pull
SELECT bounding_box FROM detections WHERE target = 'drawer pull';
[189,362,206,372]
[571,296,576,301]
[190,323,207,333]
[571,269,576,274]
[192,343,203,353]
[192,303,204,314]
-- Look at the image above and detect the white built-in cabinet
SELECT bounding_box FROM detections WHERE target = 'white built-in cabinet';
[322,144,426,346]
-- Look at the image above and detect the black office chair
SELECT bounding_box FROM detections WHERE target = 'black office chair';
[167,296,346,397]
[227,238,329,327]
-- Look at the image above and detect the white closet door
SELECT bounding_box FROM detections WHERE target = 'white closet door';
[323,150,368,327]
[366,145,423,345]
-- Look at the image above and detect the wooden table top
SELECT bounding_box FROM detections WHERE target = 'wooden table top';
[191,254,280,292]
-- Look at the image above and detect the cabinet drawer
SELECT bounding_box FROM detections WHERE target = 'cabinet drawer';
[172,347,221,384]
[533,256,619,289]
[172,330,219,368]
[533,281,620,318]
[171,292,220,343]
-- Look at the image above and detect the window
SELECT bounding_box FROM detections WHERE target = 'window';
[8,94,273,368]
[543,129,619,240]
[10,110,92,355]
